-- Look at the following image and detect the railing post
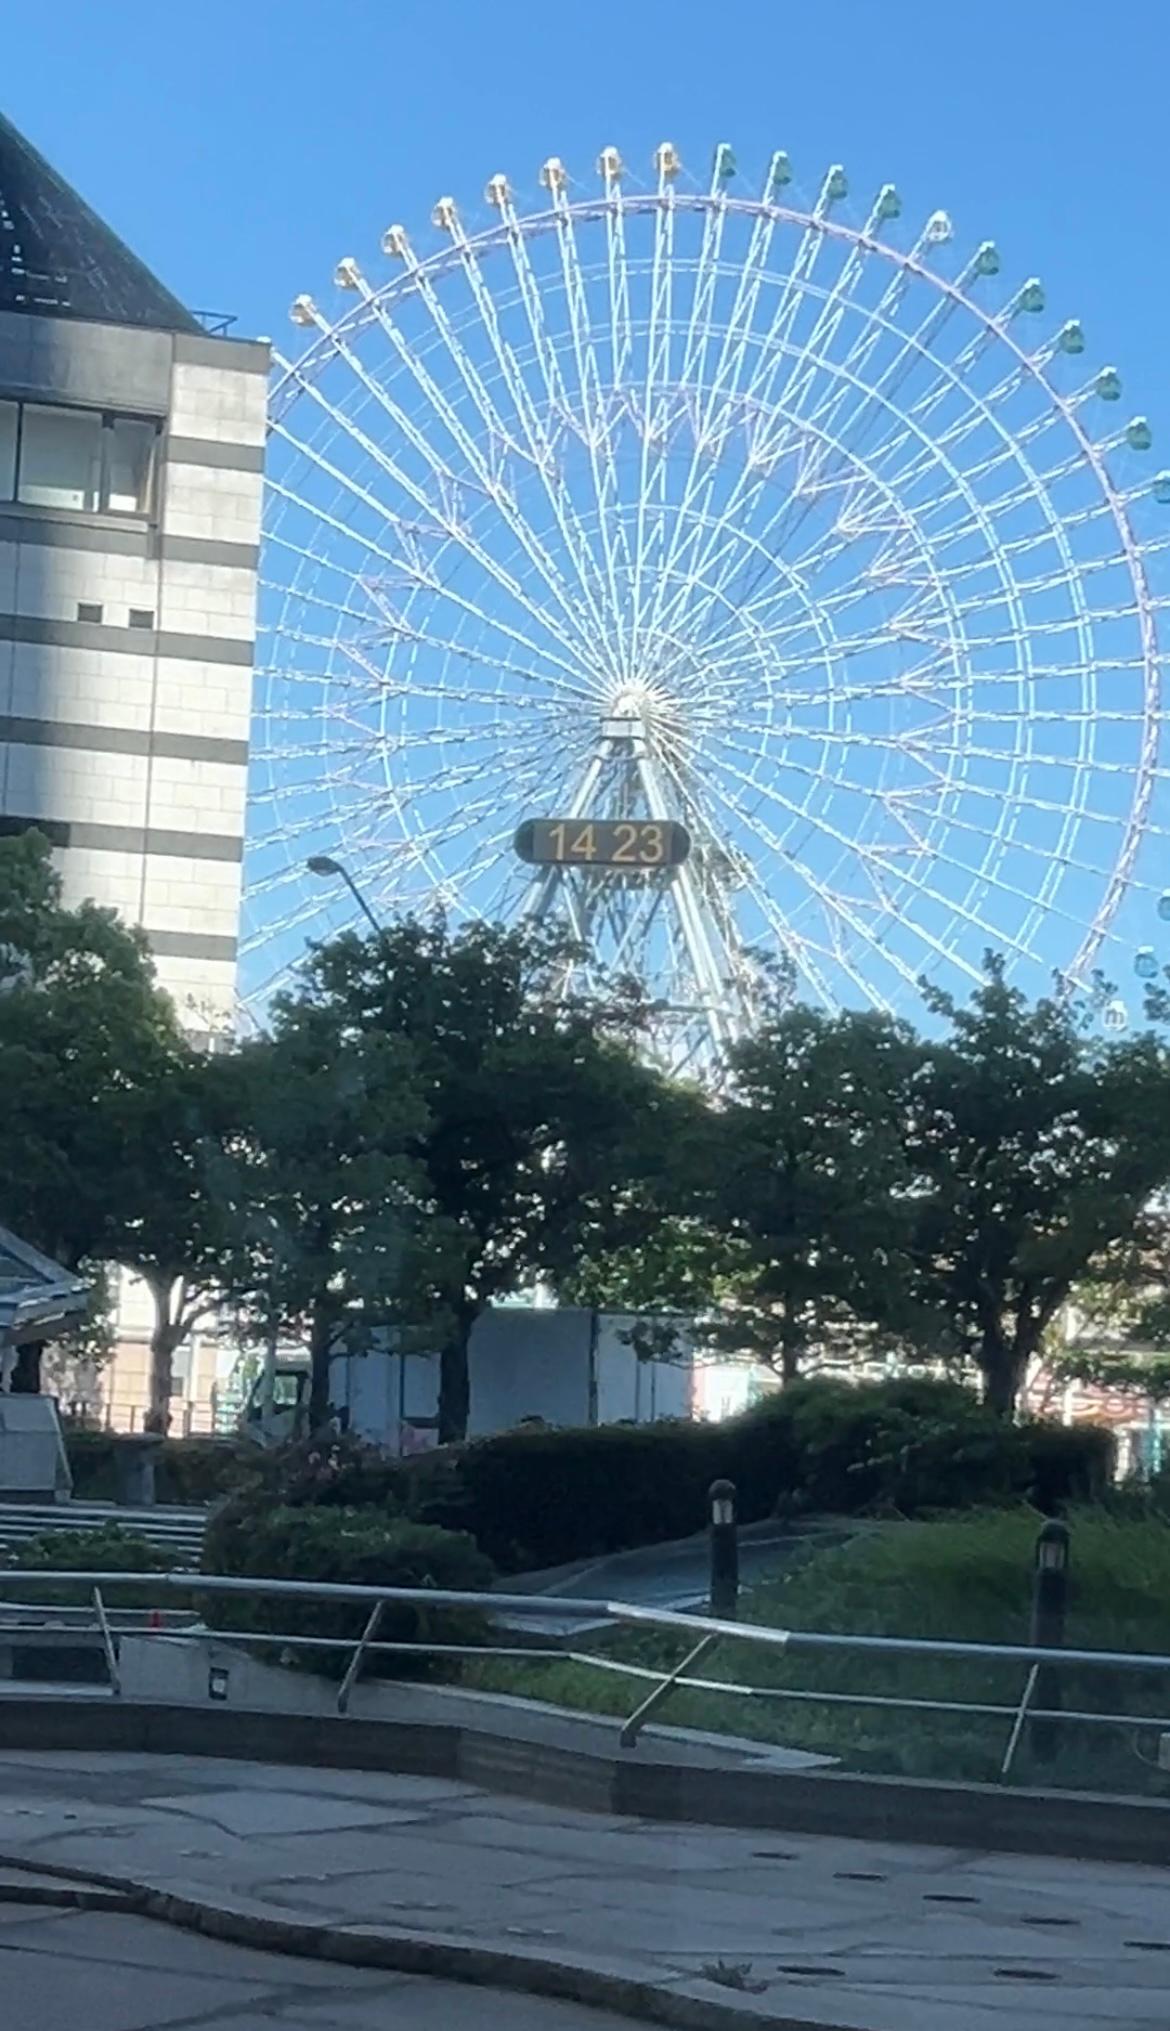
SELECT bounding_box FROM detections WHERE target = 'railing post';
[336,1599,384,1715]
[1029,1518,1070,1763]
[709,1478,739,1621]
[619,1632,720,1749]
[91,1585,121,1697]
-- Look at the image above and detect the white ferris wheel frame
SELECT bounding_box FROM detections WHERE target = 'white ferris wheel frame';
[253,147,1166,1067]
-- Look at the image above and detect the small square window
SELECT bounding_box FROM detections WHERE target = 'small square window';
[77,601,103,624]
[19,403,103,511]
[128,607,155,630]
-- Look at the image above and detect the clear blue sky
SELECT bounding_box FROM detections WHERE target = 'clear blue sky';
[6,0,1170,405]
[7,1,1170,1020]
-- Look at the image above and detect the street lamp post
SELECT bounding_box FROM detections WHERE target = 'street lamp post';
[305,855,382,936]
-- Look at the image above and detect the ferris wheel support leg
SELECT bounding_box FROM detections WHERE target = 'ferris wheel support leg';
[634,746,742,1059]
[521,748,609,926]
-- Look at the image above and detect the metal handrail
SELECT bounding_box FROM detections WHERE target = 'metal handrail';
[2,1568,1168,1778]
[3,1569,1168,1672]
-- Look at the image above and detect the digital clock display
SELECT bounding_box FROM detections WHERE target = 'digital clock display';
[514,818,691,870]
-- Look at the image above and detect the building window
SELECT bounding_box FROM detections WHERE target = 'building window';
[106,417,157,514]
[128,607,155,629]
[0,397,160,517]
[77,601,103,623]
[19,403,104,511]
[0,401,16,501]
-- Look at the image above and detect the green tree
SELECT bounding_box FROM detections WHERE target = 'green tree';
[0,831,180,1390]
[211,1001,462,1433]
[286,918,686,1441]
[104,1046,249,1433]
[1049,1214,1170,1408]
[907,956,1170,1415]
[701,1008,920,1381]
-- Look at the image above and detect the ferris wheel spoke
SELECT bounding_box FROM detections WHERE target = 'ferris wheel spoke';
[635,160,732,638]
[629,166,678,675]
[711,739,993,997]
[701,767,897,1012]
[657,379,973,659]
[549,179,630,674]
[265,477,596,702]
[324,254,619,670]
[269,371,596,679]
[440,200,624,675]
[644,172,791,645]
[772,183,907,425]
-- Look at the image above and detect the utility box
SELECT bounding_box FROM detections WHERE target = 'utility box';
[0,1394,72,1499]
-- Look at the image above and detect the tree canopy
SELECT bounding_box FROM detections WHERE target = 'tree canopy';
[10,829,1170,1435]
[903,957,1170,1411]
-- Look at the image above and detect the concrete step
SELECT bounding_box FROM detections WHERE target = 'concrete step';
[0,1500,206,1568]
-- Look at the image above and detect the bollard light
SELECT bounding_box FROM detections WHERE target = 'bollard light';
[208,1665,230,1702]
[708,1478,739,1621]
[1036,1521,1070,1573]
[706,1478,735,1527]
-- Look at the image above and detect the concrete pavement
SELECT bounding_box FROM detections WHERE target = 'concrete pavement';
[0,1750,1167,2030]
[0,1904,642,2031]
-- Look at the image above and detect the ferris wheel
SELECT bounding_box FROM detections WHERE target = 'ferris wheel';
[244,142,1170,1070]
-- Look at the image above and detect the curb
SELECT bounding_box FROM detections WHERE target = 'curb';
[0,1854,860,2031]
[0,1694,1167,1867]
[0,1878,138,1913]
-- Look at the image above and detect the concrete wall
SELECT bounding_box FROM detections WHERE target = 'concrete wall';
[0,314,268,1034]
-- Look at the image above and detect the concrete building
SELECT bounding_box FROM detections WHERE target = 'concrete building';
[0,113,269,1431]
[0,110,267,1036]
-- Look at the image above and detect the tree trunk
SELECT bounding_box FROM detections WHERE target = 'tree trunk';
[10,1341,42,1394]
[307,1297,335,1435]
[438,1306,476,1445]
[143,1277,183,1436]
[778,1300,802,1386]
[980,1333,1027,1418]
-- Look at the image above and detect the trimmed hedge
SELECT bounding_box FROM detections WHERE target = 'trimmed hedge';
[199,1380,1117,1581]
[201,1506,493,1679]
[399,1379,1115,1572]
[64,1430,257,1507]
[3,1522,183,1608]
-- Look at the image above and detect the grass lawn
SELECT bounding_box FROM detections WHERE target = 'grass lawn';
[468,1508,1170,1796]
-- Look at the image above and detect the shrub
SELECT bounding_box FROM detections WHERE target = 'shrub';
[203,1380,1119,1581]
[202,1505,493,1678]
[1018,1420,1115,1513]
[4,1523,182,1608]
[64,1430,258,1507]
[155,1439,258,1507]
[202,1434,405,1577]
[774,1376,1032,1517]
[409,1420,743,1571]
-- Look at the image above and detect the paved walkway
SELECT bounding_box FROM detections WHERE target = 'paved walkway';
[0,1750,1166,2030]
[0,1905,640,2031]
